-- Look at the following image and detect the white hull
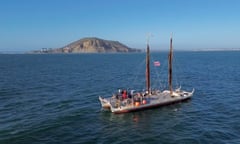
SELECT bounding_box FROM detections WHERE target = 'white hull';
[99,35,194,114]
[99,96,111,109]
[99,89,194,114]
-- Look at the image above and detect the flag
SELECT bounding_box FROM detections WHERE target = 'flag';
[154,61,160,66]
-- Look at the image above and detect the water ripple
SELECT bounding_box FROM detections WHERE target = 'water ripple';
[0,52,240,143]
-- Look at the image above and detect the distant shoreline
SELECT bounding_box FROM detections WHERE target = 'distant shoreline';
[1,49,240,54]
[191,48,240,52]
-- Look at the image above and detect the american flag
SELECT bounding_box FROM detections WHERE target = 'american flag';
[154,61,160,66]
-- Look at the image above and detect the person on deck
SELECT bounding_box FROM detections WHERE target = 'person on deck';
[122,90,127,99]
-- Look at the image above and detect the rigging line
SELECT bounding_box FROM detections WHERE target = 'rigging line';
[158,60,168,90]
[150,55,161,89]
[131,58,145,90]
[150,54,168,90]
[172,53,183,88]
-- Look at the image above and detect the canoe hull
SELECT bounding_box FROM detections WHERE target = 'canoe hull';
[99,89,194,114]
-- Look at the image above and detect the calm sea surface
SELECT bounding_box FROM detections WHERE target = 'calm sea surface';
[0,51,240,144]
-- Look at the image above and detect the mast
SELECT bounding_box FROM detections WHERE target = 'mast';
[168,33,173,95]
[146,39,150,94]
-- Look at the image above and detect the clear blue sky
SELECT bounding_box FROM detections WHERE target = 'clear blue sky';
[1,0,240,52]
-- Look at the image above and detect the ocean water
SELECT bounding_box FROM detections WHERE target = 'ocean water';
[0,51,240,144]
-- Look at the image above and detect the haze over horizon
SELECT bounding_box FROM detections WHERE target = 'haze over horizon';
[1,0,240,52]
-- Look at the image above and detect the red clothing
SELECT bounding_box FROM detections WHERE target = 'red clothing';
[122,90,127,99]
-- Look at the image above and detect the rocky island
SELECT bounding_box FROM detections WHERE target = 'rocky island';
[31,37,141,54]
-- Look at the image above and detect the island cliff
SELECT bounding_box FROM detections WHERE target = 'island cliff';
[32,37,141,53]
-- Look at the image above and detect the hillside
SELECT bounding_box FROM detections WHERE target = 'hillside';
[32,37,141,53]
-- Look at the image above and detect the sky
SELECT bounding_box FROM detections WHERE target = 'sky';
[0,0,240,52]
